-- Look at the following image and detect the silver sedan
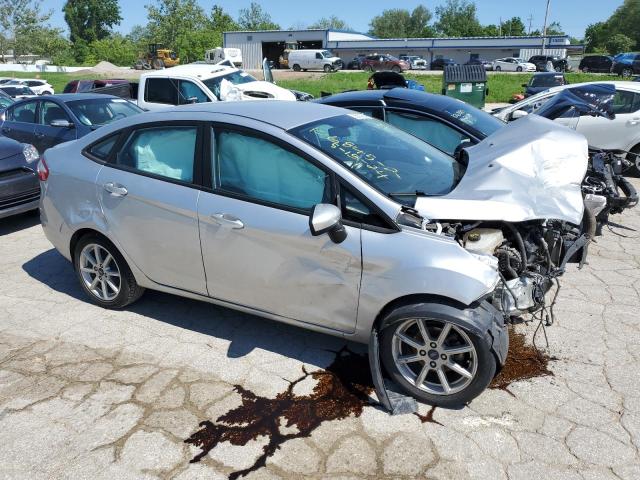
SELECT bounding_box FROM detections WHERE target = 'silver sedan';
[38,101,508,407]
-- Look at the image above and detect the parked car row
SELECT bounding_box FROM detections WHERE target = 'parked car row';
[2,59,638,412]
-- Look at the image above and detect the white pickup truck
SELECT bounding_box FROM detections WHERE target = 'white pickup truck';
[91,61,298,111]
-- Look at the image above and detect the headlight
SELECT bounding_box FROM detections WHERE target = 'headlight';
[22,144,39,164]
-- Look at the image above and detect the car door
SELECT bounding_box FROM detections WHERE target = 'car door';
[576,88,640,150]
[0,100,37,144]
[314,52,323,70]
[35,100,78,153]
[197,125,362,333]
[95,122,208,295]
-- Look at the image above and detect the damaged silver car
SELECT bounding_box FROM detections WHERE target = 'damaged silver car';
[39,101,584,408]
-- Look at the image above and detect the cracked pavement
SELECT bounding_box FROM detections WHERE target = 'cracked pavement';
[1,180,640,480]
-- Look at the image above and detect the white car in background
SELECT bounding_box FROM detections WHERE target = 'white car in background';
[0,85,37,99]
[5,79,54,95]
[492,57,537,72]
[493,81,640,171]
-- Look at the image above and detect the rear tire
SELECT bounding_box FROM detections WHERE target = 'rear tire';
[292,64,301,72]
[392,65,401,73]
[622,68,633,78]
[379,303,498,407]
[73,234,144,309]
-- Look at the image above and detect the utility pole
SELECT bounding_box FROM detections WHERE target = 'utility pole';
[499,17,502,36]
[527,14,533,35]
[541,0,551,54]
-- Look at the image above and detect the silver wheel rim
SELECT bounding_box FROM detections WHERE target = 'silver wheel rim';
[79,243,121,301]
[392,318,478,396]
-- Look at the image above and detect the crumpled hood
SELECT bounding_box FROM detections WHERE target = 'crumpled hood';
[414,114,588,224]
[220,80,296,101]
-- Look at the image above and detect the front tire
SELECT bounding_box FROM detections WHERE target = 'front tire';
[380,305,497,407]
[495,66,501,71]
[323,64,331,73]
[73,234,144,309]
[392,65,401,73]
[516,66,523,72]
[622,68,633,78]
[292,64,301,72]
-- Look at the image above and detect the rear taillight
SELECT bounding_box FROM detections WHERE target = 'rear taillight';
[37,157,49,181]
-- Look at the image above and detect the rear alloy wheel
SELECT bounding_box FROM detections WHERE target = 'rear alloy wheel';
[323,64,331,73]
[381,315,496,407]
[74,234,144,308]
[292,64,301,72]
[623,68,633,78]
[516,66,523,72]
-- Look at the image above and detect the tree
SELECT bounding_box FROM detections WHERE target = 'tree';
[584,22,609,53]
[237,2,280,30]
[85,34,137,66]
[0,0,57,61]
[603,0,640,50]
[145,0,208,50]
[309,16,350,31]
[434,0,483,37]
[545,21,565,36]
[606,33,635,55]
[500,17,526,36]
[210,4,237,33]
[63,0,121,45]
[368,6,435,38]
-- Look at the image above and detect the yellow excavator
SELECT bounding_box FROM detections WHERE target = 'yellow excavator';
[135,44,180,70]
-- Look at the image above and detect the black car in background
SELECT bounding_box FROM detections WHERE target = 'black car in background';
[528,55,569,72]
[346,55,366,70]
[465,58,492,70]
[0,136,40,219]
[523,72,568,97]
[430,58,457,70]
[315,88,505,155]
[612,52,640,77]
[579,55,613,73]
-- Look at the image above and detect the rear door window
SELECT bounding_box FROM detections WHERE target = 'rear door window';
[7,101,37,123]
[145,78,178,105]
[613,90,640,114]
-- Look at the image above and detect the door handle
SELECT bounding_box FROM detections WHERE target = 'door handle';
[103,182,128,197]
[211,213,244,229]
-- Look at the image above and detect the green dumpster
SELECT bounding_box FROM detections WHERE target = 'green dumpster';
[441,65,488,109]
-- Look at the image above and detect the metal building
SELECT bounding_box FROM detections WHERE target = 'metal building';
[223,29,575,70]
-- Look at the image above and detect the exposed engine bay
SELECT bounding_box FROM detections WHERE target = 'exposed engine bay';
[393,204,592,321]
[582,149,638,235]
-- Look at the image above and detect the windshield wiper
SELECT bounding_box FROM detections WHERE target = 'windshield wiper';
[388,190,432,198]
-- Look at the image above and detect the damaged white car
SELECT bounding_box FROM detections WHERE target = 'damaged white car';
[40,101,585,410]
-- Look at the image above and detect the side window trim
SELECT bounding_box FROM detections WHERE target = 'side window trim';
[84,121,205,188]
[206,122,337,216]
[384,106,479,142]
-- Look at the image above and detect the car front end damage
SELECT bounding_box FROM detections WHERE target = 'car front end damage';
[413,115,590,321]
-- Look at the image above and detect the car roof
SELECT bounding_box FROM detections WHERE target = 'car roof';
[161,100,347,130]
[8,93,120,103]
[141,64,244,81]
[316,87,465,111]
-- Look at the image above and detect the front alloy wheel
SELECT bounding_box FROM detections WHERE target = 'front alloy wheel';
[381,314,497,407]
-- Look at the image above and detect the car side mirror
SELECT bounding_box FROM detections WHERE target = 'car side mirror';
[309,203,347,244]
[50,119,74,128]
[511,110,529,120]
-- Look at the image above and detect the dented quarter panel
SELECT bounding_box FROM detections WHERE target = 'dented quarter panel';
[414,115,588,225]
[354,226,500,342]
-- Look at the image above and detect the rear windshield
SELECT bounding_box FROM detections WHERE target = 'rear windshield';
[66,98,143,126]
[529,75,566,87]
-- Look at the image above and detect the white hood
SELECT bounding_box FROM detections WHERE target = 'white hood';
[220,79,296,101]
[414,115,588,225]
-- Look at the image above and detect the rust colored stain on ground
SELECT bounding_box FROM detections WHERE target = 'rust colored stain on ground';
[490,330,554,391]
[414,405,443,425]
[185,347,374,479]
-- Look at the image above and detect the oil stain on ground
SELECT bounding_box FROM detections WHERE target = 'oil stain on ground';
[490,329,554,392]
[186,330,554,478]
[185,347,374,479]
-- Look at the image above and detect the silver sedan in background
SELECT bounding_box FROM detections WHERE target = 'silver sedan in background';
[38,101,509,407]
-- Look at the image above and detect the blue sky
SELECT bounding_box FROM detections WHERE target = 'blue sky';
[41,0,624,39]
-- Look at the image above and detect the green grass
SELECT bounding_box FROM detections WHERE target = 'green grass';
[0,70,622,104]
[278,71,621,104]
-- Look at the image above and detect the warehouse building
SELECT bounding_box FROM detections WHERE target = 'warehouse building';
[223,29,574,69]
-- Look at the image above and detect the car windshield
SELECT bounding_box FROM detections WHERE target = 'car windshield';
[0,87,29,95]
[66,98,143,127]
[202,71,257,100]
[441,102,505,137]
[320,50,333,58]
[515,58,526,63]
[289,113,465,204]
[530,75,565,87]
